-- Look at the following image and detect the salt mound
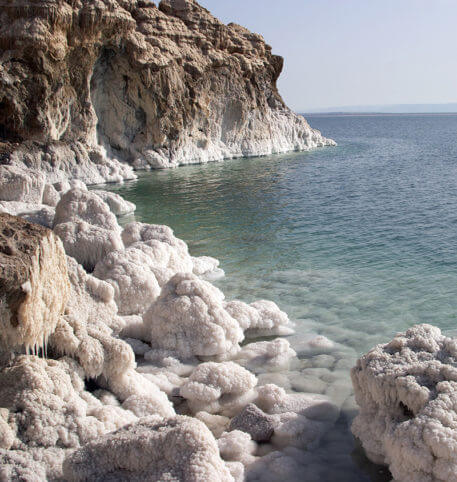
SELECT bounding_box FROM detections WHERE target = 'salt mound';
[225,299,294,337]
[0,356,137,449]
[63,416,233,481]
[180,361,257,416]
[53,189,123,270]
[144,273,244,358]
[352,324,457,482]
[92,190,136,216]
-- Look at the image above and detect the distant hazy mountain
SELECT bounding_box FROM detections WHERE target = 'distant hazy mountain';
[304,103,457,114]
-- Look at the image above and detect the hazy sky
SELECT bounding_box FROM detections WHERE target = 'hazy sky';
[200,0,457,111]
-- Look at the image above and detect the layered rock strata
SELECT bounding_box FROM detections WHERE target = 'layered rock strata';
[0,0,334,184]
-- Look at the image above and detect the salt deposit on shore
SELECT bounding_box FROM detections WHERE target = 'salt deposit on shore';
[0,175,346,481]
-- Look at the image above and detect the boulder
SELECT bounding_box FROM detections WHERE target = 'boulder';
[0,213,69,351]
[352,324,457,482]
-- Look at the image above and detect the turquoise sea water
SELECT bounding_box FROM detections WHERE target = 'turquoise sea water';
[103,114,457,481]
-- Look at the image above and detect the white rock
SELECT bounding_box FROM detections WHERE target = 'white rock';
[225,299,294,337]
[218,430,257,465]
[0,166,45,203]
[92,190,136,216]
[352,324,457,482]
[180,361,257,416]
[53,189,123,270]
[144,273,244,358]
[233,339,297,373]
[63,416,234,481]
[42,184,60,207]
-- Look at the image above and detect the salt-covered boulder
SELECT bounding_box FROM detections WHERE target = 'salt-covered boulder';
[192,255,223,278]
[180,361,257,416]
[42,184,60,207]
[92,190,136,216]
[0,213,69,351]
[0,201,56,229]
[225,299,294,337]
[0,166,45,203]
[229,403,275,442]
[63,416,234,481]
[144,273,244,358]
[0,356,138,449]
[53,188,123,271]
[351,324,457,482]
[93,247,162,315]
[218,430,257,466]
[233,339,297,373]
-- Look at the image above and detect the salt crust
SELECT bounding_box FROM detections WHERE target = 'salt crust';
[63,416,233,481]
[0,177,344,480]
[352,324,457,482]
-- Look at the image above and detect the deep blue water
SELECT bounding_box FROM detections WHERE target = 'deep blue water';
[103,114,457,481]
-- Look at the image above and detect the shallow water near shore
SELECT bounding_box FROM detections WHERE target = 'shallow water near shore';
[102,114,457,481]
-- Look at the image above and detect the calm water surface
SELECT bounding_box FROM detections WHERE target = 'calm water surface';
[103,114,457,481]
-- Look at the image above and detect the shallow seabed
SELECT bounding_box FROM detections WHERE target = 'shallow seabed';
[103,114,457,481]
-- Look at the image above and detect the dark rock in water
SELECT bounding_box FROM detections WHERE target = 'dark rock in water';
[229,403,275,442]
[0,213,70,350]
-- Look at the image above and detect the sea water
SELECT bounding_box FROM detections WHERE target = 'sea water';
[103,114,457,481]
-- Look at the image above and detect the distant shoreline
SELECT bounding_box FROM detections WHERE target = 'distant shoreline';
[302,112,457,117]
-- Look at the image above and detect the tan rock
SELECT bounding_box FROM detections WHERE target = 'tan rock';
[0,213,70,351]
[0,0,334,183]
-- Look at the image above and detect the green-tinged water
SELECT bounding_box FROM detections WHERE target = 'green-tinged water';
[102,114,457,481]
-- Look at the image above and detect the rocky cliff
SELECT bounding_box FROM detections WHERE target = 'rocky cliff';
[0,0,334,184]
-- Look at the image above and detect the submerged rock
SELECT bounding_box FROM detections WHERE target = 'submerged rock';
[0,213,69,351]
[352,324,457,482]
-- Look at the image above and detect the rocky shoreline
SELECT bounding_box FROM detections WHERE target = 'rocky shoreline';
[1,1,454,481]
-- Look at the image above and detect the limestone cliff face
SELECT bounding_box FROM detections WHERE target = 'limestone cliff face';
[0,0,334,183]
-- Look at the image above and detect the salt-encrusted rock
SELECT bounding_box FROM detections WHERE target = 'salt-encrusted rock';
[144,273,244,358]
[192,256,221,276]
[42,184,60,207]
[0,213,69,351]
[0,166,45,204]
[94,246,162,315]
[0,356,138,449]
[63,416,233,481]
[218,430,257,466]
[233,339,297,373]
[53,189,123,270]
[0,0,334,184]
[225,299,294,337]
[92,190,136,216]
[229,403,275,442]
[351,324,457,482]
[256,384,339,422]
[122,222,193,272]
[0,201,55,229]
[180,361,257,416]
[196,411,231,439]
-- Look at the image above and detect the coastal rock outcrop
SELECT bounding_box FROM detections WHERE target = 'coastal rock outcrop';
[0,0,334,184]
[351,324,457,482]
[0,213,69,351]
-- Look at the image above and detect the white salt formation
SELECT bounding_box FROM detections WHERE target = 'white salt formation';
[63,416,233,481]
[144,273,244,357]
[53,189,123,270]
[352,324,457,482]
[180,362,257,416]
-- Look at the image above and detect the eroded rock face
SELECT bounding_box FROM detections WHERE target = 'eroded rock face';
[0,213,70,351]
[0,0,334,183]
[351,324,457,482]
